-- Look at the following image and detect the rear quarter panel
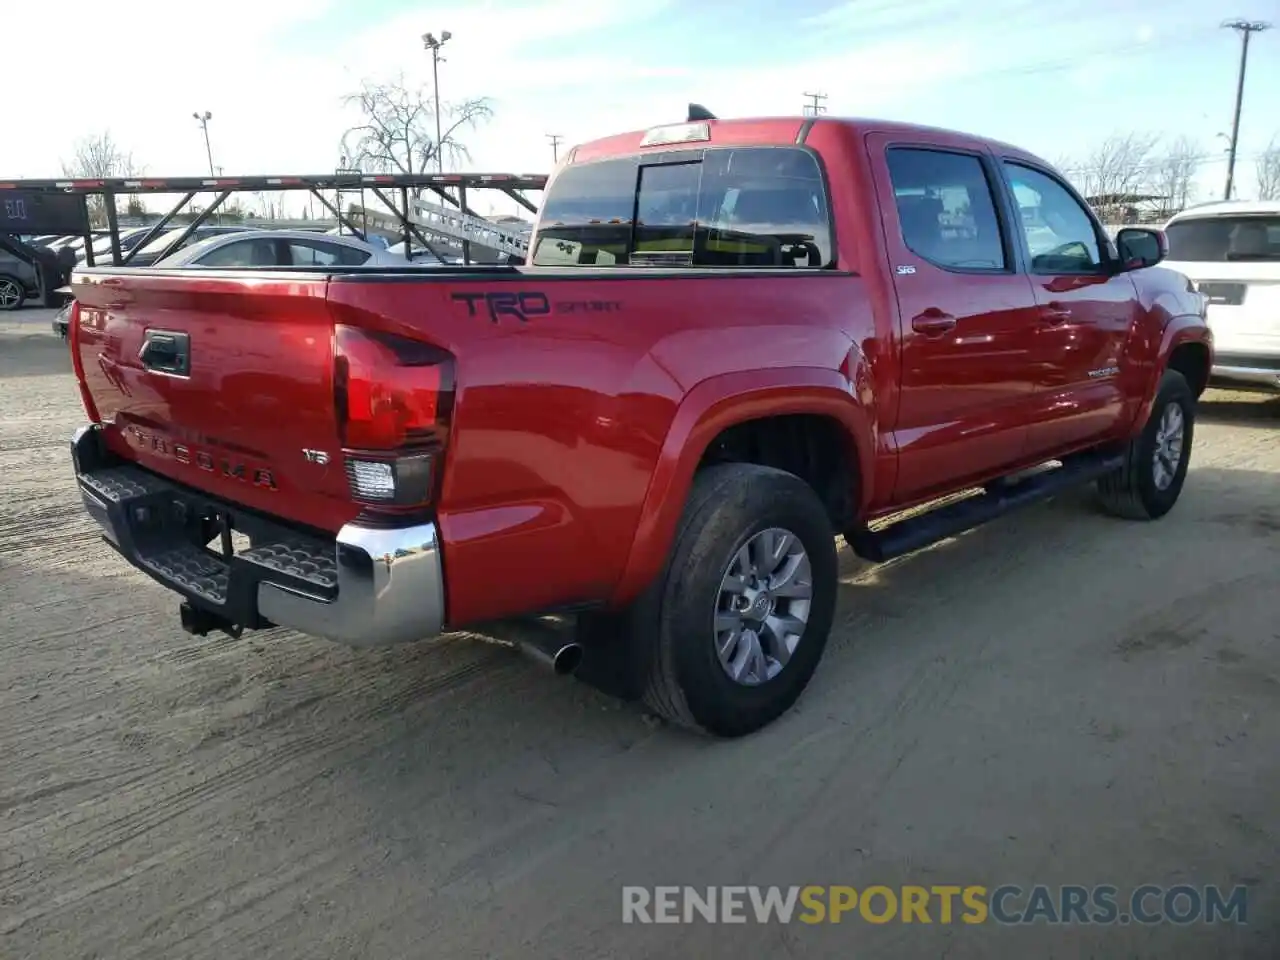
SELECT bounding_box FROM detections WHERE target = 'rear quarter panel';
[326,270,873,626]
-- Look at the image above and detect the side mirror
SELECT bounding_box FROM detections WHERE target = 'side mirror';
[1116,227,1167,270]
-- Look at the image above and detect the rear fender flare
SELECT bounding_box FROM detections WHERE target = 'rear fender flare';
[609,365,875,607]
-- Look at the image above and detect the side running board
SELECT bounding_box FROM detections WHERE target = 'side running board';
[846,451,1126,563]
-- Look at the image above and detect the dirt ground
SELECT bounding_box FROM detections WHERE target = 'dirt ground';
[1,307,1277,960]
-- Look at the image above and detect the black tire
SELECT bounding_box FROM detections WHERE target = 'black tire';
[0,275,25,312]
[620,463,839,737]
[1096,369,1195,520]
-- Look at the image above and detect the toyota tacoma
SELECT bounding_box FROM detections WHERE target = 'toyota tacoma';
[67,108,1212,736]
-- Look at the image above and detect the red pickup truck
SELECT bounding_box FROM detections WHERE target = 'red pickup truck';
[68,109,1211,737]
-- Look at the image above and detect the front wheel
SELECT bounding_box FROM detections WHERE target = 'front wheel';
[635,463,839,737]
[1096,369,1195,520]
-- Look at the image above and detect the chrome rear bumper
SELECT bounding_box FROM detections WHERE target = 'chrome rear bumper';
[72,424,446,646]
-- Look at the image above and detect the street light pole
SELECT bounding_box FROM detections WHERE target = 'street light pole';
[1221,19,1272,200]
[422,30,452,174]
[193,111,215,177]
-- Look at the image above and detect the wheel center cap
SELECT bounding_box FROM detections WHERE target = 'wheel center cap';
[747,593,773,620]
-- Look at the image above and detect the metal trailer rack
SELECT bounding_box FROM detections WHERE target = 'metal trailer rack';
[352,194,533,260]
[0,171,547,268]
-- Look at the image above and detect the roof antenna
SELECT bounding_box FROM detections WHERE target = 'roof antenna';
[687,103,717,122]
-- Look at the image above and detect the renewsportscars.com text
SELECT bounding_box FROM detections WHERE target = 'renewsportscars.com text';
[622,884,1249,926]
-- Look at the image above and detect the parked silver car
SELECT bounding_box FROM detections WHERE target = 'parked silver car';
[156,229,406,268]
[125,225,257,267]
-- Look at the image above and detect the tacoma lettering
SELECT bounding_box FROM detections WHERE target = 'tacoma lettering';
[126,427,275,489]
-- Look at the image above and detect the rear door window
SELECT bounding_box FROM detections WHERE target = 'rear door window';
[885,148,1007,271]
[289,240,371,266]
[532,146,832,268]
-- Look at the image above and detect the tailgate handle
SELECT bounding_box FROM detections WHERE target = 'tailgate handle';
[139,330,190,376]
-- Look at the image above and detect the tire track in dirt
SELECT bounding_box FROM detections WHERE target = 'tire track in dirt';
[0,641,517,904]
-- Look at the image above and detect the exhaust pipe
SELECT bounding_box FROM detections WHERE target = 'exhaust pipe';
[477,617,584,676]
[519,635,584,676]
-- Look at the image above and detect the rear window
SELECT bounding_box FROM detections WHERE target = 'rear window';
[531,146,832,268]
[1165,215,1280,262]
[289,240,371,267]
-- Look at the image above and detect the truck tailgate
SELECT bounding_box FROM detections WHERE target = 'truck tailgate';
[72,272,353,533]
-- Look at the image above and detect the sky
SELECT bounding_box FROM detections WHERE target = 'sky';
[4,0,1278,216]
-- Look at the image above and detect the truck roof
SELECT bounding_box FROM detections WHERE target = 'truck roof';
[569,115,1044,168]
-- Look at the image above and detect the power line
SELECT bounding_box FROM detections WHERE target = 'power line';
[1221,19,1272,200]
[803,92,828,116]
[546,133,564,164]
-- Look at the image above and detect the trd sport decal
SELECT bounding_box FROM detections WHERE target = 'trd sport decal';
[451,291,551,324]
[450,292,623,323]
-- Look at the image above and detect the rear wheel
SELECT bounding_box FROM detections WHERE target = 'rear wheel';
[0,276,25,311]
[622,463,838,737]
[1096,369,1195,520]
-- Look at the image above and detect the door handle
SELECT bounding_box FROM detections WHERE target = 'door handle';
[911,308,957,337]
[1041,301,1072,325]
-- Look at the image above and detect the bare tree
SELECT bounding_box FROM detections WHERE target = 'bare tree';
[1257,135,1280,201]
[1075,132,1160,197]
[1149,135,1203,217]
[62,131,139,180]
[340,74,493,179]
[253,191,284,221]
[61,131,142,226]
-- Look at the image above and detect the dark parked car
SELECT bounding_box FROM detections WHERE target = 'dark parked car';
[0,248,39,310]
[0,239,73,311]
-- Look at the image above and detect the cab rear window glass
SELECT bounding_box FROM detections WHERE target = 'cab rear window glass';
[1165,216,1280,262]
[532,147,832,268]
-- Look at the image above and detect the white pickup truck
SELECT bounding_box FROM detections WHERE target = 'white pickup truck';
[1162,199,1280,392]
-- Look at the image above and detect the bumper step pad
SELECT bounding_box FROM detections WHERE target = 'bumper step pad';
[139,544,231,605]
[77,460,339,627]
[241,540,338,592]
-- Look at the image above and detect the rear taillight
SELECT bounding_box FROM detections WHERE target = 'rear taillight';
[68,301,101,423]
[332,324,454,510]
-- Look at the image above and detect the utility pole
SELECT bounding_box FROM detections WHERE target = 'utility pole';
[192,111,214,176]
[802,92,828,117]
[422,30,453,174]
[547,134,564,164]
[1221,19,1271,200]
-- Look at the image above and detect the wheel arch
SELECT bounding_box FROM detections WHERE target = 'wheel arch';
[1131,314,1213,430]
[609,366,876,607]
